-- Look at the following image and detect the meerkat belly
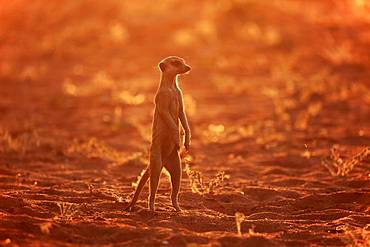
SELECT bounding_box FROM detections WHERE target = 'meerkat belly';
[151,94,179,154]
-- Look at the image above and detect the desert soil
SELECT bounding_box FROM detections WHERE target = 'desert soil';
[0,1,369,246]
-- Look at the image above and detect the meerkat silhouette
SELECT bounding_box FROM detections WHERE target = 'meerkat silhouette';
[126,56,191,212]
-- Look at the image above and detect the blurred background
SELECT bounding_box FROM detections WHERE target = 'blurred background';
[1,0,369,147]
[0,1,370,246]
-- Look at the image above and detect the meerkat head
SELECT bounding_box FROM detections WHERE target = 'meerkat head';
[158,56,191,75]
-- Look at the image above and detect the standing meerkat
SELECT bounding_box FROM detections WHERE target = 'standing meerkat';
[126,56,191,212]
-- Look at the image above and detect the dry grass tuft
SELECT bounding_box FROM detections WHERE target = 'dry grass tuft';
[322,146,370,176]
[266,71,370,133]
[201,120,285,148]
[109,191,124,203]
[66,137,125,163]
[184,164,230,195]
[337,224,370,247]
[56,202,79,221]
[0,128,40,154]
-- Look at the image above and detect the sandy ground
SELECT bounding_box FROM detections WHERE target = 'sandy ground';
[0,1,369,246]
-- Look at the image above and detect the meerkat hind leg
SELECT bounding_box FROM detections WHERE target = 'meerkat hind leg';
[149,155,163,212]
[164,149,182,212]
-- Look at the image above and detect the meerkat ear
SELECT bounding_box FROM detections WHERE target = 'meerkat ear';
[159,62,167,72]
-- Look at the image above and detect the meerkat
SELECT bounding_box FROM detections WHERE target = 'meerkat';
[126,56,191,212]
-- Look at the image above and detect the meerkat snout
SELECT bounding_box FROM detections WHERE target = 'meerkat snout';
[183,64,191,73]
[159,56,191,74]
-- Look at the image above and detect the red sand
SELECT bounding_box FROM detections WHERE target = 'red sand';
[0,1,369,246]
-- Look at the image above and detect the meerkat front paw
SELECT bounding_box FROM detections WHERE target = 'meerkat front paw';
[184,134,190,151]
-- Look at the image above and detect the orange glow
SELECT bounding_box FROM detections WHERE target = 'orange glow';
[0,1,369,246]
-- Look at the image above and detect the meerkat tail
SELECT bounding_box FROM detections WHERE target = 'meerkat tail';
[126,168,150,211]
